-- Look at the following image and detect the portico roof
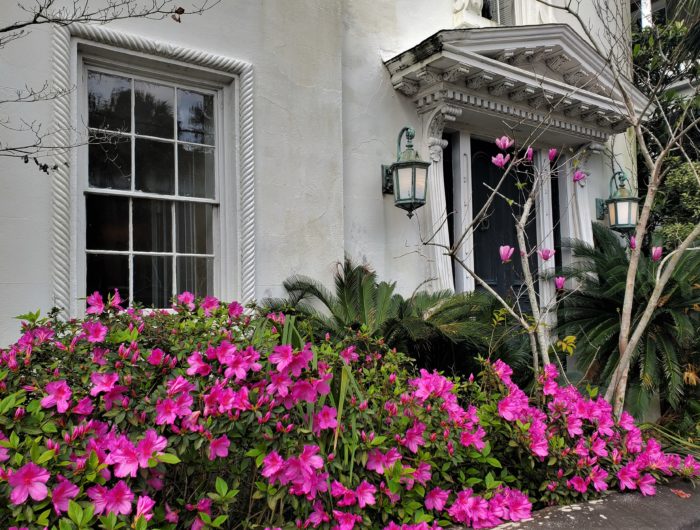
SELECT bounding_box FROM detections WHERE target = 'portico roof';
[384,24,648,143]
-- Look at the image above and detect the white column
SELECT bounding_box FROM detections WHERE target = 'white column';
[641,0,653,28]
[535,150,557,332]
[453,131,475,292]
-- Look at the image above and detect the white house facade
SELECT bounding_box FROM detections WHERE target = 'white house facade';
[0,0,643,344]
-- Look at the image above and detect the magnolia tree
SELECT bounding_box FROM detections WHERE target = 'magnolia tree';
[423,0,700,418]
[0,0,219,167]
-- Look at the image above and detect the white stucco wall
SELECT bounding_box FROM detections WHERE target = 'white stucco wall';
[0,0,637,345]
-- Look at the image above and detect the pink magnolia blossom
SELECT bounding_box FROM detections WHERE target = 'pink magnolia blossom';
[86,291,105,315]
[135,495,156,521]
[629,235,637,249]
[499,245,515,263]
[82,320,108,343]
[525,146,533,161]
[554,276,566,290]
[651,246,663,262]
[495,135,514,151]
[538,248,556,261]
[491,153,511,168]
[573,170,587,182]
[51,476,79,514]
[41,380,72,413]
[208,435,230,460]
[548,148,558,161]
[8,463,50,504]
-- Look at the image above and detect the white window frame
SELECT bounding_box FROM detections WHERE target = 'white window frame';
[50,24,255,316]
[78,58,225,308]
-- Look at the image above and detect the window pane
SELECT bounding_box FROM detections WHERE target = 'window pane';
[133,199,172,252]
[135,138,175,194]
[177,89,215,144]
[89,133,131,190]
[135,81,174,138]
[86,254,129,302]
[177,256,213,297]
[88,71,131,131]
[86,195,129,250]
[178,144,215,198]
[176,203,213,254]
[133,255,172,307]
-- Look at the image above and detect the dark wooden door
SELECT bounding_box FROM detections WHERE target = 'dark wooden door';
[470,138,537,303]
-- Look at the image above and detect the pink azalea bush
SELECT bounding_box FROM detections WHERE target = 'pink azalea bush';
[0,293,698,529]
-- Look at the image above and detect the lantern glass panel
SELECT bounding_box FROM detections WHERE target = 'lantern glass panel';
[397,166,413,200]
[617,201,630,226]
[414,167,427,201]
[608,201,617,226]
[630,201,638,225]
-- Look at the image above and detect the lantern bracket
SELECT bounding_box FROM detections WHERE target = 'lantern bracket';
[382,164,394,194]
[595,198,607,220]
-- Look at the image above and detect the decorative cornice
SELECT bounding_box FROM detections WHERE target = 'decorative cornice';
[52,23,256,310]
[443,64,471,83]
[466,71,494,90]
[394,78,420,96]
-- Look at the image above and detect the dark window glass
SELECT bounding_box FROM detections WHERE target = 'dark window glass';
[176,203,213,254]
[88,133,131,190]
[133,255,172,307]
[178,144,215,198]
[88,72,131,131]
[86,254,129,301]
[133,199,172,252]
[177,256,213,297]
[135,81,174,138]
[177,89,215,144]
[135,138,175,194]
[86,195,129,250]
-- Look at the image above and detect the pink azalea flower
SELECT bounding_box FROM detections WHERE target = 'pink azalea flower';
[638,473,656,496]
[51,476,79,514]
[573,170,587,182]
[355,480,377,508]
[331,480,357,507]
[340,345,359,364]
[72,397,94,416]
[402,421,426,453]
[554,276,566,290]
[331,511,363,530]
[137,429,168,466]
[425,487,450,511]
[499,245,515,263]
[629,235,637,249]
[651,246,663,262]
[617,463,639,491]
[104,481,133,515]
[495,135,514,151]
[590,465,608,492]
[228,301,244,318]
[135,495,155,521]
[110,437,140,477]
[90,372,119,396]
[86,291,105,315]
[525,146,533,161]
[538,248,556,261]
[491,153,511,168]
[165,503,179,523]
[82,320,108,343]
[147,348,164,365]
[8,462,50,504]
[306,501,330,527]
[314,405,338,434]
[41,380,72,413]
[460,426,486,451]
[186,351,211,377]
[87,484,109,514]
[262,451,285,482]
[155,398,180,425]
[200,296,220,316]
[270,344,294,372]
[568,475,589,493]
[548,148,558,161]
[177,291,195,310]
[208,435,230,461]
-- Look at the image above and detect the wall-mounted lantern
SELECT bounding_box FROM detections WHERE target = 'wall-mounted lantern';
[381,127,431,218]
[595,171,640,232]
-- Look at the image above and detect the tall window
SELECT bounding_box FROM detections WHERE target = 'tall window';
[482,0,515,25]
[85,68,218,307]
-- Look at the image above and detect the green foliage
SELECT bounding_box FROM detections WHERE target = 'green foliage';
[557,224,700,416]
[263,258,533,381]
[652,161,700,249]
